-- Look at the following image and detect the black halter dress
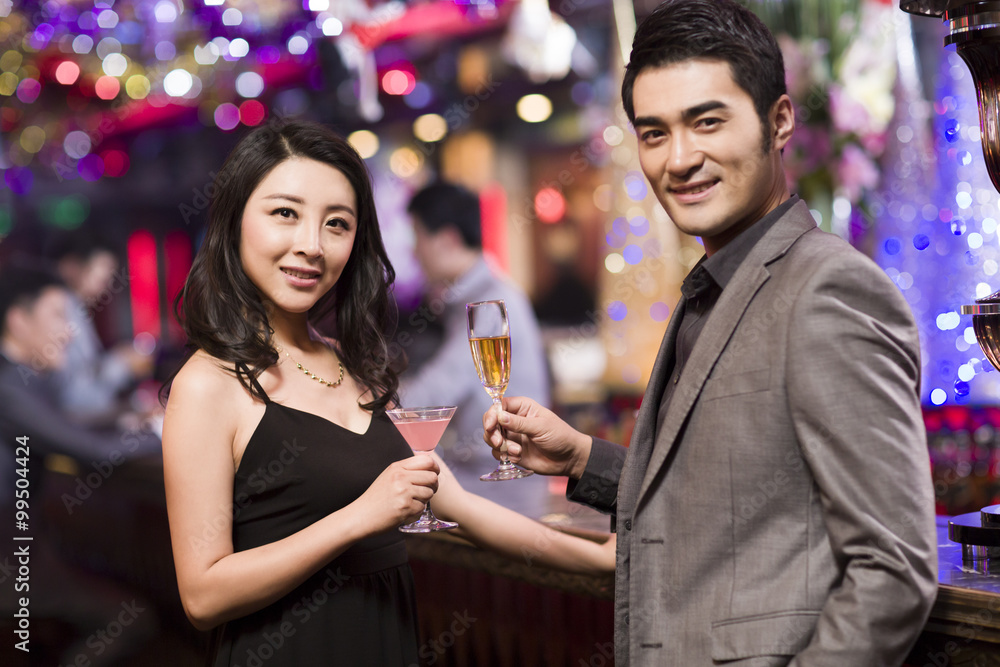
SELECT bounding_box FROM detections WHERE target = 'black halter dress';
[208,371,420,666]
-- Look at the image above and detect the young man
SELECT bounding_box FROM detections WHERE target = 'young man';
[398,182,551,507]
[47,231,154,425]
[483,1,937,664]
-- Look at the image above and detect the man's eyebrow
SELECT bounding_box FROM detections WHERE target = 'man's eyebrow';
[681,100,729,122]
[632,101,731,128]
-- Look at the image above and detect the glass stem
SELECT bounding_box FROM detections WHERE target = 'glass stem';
[494,398,511,465]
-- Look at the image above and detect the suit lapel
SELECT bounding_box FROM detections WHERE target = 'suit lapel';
[632,201,818,513]
[616,298,686,517]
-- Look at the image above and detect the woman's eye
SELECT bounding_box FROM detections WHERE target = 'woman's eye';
[272,208,295,218]
[326,218,349,229]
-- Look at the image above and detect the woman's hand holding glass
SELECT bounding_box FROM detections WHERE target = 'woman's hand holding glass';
[350,455,440,534]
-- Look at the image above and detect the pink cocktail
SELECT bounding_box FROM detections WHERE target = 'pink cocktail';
[385,406,458,533]
[392,418,450,453]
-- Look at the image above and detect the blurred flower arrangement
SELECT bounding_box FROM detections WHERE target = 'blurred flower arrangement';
[750,0,898,236]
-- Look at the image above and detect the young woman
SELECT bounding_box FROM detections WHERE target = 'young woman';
[161,120,614,666]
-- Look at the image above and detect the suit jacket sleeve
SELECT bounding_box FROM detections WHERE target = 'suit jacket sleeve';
[566,437,626,518]
[785,253,937,666]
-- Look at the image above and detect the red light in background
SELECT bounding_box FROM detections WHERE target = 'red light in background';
[480,184,508,272]
[164,230,192,344]
[128,230,161,341]
[534,187,565,224]
[381,69,416,96]
[54,61,80,85]
[239,99,266,126]
[101,149,130,177]
[95,76,119,100]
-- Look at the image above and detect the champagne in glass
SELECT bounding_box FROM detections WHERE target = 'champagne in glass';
[386,406,458,533]
[466,299,534,481]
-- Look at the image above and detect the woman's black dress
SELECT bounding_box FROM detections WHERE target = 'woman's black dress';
[208,373,420,666]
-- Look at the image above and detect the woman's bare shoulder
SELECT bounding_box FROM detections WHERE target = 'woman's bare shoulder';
[169,350,242,409]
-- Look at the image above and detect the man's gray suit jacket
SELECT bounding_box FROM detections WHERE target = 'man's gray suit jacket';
[572,200,937,665]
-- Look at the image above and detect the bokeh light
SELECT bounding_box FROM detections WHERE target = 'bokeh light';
[154,1,178,23]
[516,94,552,123]
[608,301,627,322]
[214,103,240,131]
[239,100,266,126]
[95,76,120,100]
[605,253,625,273]
[78,153,104,181]
[73,34,93,54]
[163,69,193,97]
[412,114,447,143]
[321,17,343,36]
[101,150,129,177]
[534,187,565,224]
[54,61,80,85]
[347,130,379,159]
[125,74,150,99]
[381,69,416,96]
[19,125,44,153]
[235,71,264,98]
[64,130,91,159]
[16,78,40,103]
[389,147,422,178]
[102,53,128,77]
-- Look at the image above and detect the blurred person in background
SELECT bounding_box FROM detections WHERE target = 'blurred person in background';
[0,266,159,666]
[47,231,155,426]
[398,181,552,508]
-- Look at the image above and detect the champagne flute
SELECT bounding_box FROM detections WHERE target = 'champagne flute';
[466,299,534,481]
[386,406,458,533]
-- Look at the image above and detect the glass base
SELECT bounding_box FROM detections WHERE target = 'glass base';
[480,462,534,482]
[398,515,458,533]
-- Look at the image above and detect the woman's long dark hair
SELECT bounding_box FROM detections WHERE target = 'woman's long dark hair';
[163,120,399,410]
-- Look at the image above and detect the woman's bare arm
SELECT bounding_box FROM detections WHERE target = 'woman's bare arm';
[427,453,616,575]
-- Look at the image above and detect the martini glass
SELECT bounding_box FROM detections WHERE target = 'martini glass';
[385,406,458,533]
[466,299,533,481]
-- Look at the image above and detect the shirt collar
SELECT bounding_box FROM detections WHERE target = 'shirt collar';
[700,195,799,291]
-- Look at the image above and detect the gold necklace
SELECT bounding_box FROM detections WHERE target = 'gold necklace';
[276,345,344,388]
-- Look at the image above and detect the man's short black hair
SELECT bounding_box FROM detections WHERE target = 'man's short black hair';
[407,182,482,249]
[0,265,65,332]
[621,0,787,150]
[45,229,115,263]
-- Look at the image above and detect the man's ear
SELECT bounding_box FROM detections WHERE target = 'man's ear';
[771,94,795,153]
[4,306,29,339]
